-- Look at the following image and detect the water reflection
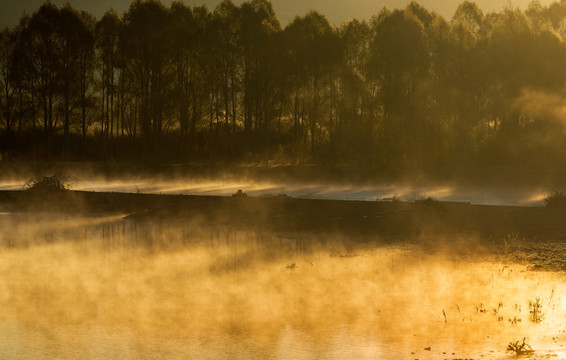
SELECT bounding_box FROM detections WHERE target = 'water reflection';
[1,214,566,359]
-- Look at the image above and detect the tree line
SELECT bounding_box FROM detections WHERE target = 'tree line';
[2,0,566,174]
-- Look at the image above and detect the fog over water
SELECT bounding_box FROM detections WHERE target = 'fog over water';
[1,214,566,359]
[2,0,566,355]
[0,176,550,206]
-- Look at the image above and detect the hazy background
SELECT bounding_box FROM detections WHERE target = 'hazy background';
[0,0,555,27]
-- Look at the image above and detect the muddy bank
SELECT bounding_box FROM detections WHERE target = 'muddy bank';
[1,190,565,241]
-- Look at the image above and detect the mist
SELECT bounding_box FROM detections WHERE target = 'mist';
[0,160,555,207]
[2,214,566,359]
[3,0,566,358]
[2,170,566,358]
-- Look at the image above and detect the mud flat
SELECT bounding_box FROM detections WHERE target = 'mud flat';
[1,189,565,241]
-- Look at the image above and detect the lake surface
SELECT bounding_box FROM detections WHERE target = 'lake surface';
[1,213,566,359]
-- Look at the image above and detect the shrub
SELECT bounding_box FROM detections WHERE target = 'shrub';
[544,191,566,208]
[507,338,533,355]
[24,176,70,192]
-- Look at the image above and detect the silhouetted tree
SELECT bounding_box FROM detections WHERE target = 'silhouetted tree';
[23,3,62,157]
[240,0,281,153]
[96,10,121,142]
[4,0,566,175]
[76,10,96,142]
[336,19,374,163]
[121,0,172,157]
[0,28,18,135]
[58,5,90,154]
[284,11,341,157]
[369,6,430,166]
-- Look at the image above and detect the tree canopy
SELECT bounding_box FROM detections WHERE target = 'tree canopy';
[2,0,566,179]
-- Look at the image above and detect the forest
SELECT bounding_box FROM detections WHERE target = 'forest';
[2,0,566,177]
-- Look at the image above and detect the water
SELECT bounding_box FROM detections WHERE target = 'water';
[1,213,566,359]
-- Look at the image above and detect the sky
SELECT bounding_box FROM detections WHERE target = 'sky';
[0,0,554,29]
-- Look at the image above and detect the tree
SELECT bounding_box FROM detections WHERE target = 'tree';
[545,0,566,35]
[240,0,282,154]
[368,6,430,166]
[169,2,213,159]
[96,10,121,141]
[0,28,18,135]
[59,4,91,154]
[77,11,96,141]
[170,1,195,157]
[284,11,341,157]
[23,2,62,157]
[121,0,173,157]
[335,19,375,163]
[207,0,240,156]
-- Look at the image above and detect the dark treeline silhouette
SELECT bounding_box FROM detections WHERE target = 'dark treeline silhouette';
[2,0,566,175]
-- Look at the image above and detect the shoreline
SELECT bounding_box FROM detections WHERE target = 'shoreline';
[1,189,565,241]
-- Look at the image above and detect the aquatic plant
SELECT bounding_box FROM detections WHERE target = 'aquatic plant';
[507,338,533,355]
[492,302,504,321]
[529,297,544,323]
[508,316,521,325]
[475,303,487,314]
